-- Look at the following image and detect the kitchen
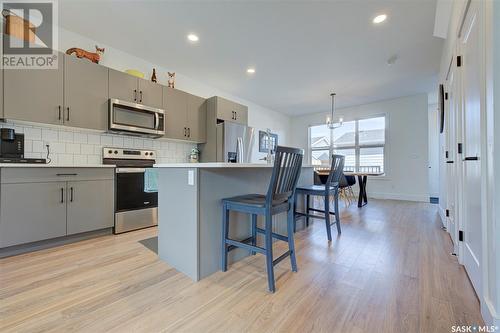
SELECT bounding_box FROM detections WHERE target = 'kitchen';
[0,1,491,332]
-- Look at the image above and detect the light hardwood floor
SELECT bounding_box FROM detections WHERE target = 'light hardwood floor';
[0,200,483,333]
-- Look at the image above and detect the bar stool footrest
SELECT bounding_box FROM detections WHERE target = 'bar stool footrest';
[255,227,288,242]
[273,250,291,266]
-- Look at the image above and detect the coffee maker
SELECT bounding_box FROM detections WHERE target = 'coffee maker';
[0,128,46,163]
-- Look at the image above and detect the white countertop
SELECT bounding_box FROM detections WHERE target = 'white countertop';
[0,164,115,168]
[154,163,315,168]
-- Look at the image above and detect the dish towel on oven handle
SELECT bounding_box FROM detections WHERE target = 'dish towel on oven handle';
[144,168,158,193]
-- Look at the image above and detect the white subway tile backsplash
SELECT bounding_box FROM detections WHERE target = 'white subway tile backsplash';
[42,128,58,142]
[4,121,194,165]
[87,133,101,145]
[59,131,74,143]
[73,132,88,143]
[66,143,81,154]
[32,140,44,153]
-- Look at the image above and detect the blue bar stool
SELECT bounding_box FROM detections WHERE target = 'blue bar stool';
[294,154,345,241]
[221,146,304,292]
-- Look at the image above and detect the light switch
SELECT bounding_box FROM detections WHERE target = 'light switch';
[188,170,194,186]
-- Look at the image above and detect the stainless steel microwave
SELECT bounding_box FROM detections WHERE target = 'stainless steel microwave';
[109,99,165,138]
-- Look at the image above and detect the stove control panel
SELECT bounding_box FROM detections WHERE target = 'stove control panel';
[102,147,156,160]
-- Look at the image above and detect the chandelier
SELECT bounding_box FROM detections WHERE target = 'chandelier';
[326,92,343,130]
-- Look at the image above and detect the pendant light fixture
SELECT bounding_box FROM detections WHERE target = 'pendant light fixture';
[326,92,343,129]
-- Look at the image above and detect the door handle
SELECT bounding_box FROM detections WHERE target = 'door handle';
[184,127,187,137]
[234,111,237,120]
[154,113,160,130]
[66,106,70,121]
[446,161,454,164]
[464,156,479,161]
[56,173,78,176]
[139,91,143,103]
[134,89,137,102]
[60,187,64,203]
[187,128,191,138]
[58,105,62,120]
[70,187,74,202]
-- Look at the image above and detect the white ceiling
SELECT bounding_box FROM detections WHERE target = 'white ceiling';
[59,0,443,116]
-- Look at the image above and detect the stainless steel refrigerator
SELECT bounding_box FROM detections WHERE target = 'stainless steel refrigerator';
[200,122,255,163]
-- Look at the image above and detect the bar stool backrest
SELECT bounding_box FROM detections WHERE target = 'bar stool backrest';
[326,154,345,188]
[266,146,304,205]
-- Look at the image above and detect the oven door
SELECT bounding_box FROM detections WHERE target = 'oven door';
[109,99,165,137]
[115,167,158,212]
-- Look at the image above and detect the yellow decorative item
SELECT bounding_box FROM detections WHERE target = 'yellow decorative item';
[125,69,144,78]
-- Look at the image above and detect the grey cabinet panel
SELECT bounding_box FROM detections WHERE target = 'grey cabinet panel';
[0,68,3,118]
[4,53,64,125]
[187,94,206,143]
[109,69,139,103]
[138,79,163,109]
[66,180,114,235]
[163,87,188,140]
[0,182,67,247]
[64,55,109,130]
[209,96,248,125]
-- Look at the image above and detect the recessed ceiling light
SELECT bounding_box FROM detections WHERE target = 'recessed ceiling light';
[187,34,199,42]
[246,68,256,74]
[373,14,387,24]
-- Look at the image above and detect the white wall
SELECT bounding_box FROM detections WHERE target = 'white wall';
[291,94,429,202]
[58,28,291,163]
[428,102,440,199]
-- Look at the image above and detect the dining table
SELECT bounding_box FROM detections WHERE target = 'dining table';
[316,170,385,207]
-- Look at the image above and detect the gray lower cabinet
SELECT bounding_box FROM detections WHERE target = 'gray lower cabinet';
[0,168,114,248]
[0,182,67,248]
[109,68,163,108]
[64,54,109,130]
[66,180,114,235]
[4,52,64,125]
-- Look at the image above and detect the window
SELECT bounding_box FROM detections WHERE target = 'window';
[309,116,385,173]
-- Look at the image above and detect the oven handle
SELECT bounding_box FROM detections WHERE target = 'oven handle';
[116,167,146,174]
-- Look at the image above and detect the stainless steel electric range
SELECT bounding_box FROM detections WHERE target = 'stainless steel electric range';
[103,148,158,234]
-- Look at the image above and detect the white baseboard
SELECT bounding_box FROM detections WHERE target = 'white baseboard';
[482,297,499,327]
[366,192,429,202]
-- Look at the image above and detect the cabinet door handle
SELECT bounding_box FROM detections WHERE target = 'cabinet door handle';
[464,156,479,161]
[58,105,62,120]
[134,89,137,102]
[184,127,186,137]
[234,111,237,120]
[139,91,143,103]
[70,187,74,202]
[187,128,190,138]
[60,188,64,203]
[56,173,77,176]
[66,106,70,121]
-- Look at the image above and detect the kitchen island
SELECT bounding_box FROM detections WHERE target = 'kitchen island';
[154,163,314,281]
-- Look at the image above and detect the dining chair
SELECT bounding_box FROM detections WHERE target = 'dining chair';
[294,154,345,241]
[221,146,304,292]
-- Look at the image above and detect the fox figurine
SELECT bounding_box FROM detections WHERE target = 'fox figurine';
[66,45,105,64]
[167,72,175,88]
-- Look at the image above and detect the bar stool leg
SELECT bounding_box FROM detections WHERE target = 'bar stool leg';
[251,214,257,255]
[287,203,298,272]
[334,188,342,234]
[221,203,229,271]
[293,193,297,233]
[264,211,276,292]
[324,194,332,241]
[306,194,310,227]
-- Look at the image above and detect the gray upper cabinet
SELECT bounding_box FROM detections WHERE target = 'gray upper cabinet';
[209,96,248,125]
[163,87,206,143]
[163,87,188,140]
[109,69,139,103]
[4,52,64,125]
[0,182,67,248]
[109,69,163,108]
[138,79,163,109]
[66,180,114,235]
[64,55,109,130]
[187,93,207,143]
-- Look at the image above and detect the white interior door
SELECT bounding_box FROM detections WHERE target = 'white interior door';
[460,1,483,294]
[446,70,458,251]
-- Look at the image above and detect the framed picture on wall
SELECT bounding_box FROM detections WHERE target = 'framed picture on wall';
[259,131,278,153]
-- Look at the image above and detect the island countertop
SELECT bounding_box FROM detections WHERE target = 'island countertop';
[154,162,315,168]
